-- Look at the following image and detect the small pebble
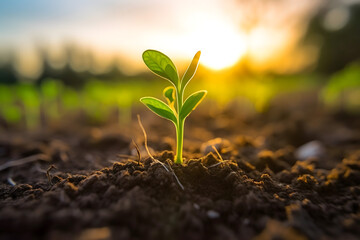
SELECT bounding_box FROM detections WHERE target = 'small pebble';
[193,203,200,210]
[295,140,325,160]
[7,177,16,186]
[207,210,220,219]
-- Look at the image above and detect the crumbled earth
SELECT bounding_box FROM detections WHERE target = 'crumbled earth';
[0,98,360,240]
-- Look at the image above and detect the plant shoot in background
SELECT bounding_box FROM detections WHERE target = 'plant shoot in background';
[140,50,207,164]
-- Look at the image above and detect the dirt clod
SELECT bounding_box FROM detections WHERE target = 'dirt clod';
[0,104,359,239]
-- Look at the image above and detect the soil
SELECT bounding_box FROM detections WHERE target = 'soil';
[0,93,360,240]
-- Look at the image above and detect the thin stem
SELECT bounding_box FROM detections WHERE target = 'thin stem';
[175,87,184,164]
[176,87,183,112]
[0,154,50,172]
[175,119,184,164]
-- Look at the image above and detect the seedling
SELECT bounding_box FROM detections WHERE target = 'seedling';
[140,50,207,164]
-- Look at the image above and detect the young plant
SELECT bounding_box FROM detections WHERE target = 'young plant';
[140,50,207,164]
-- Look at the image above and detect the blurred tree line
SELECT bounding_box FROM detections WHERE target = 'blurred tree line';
[304,2,360,74]
[0,2,359,86]
[0,44,152,87]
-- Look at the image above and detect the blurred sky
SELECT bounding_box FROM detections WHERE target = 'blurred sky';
[0,0,328,77]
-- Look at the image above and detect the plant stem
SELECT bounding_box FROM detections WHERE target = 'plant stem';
[175,119,184,164]
[175,88,184,164]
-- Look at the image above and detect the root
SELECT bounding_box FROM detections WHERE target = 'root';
[0,154,50,172]
[137,114,184,190]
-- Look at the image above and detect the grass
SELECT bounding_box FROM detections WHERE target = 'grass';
[0,71,334,130]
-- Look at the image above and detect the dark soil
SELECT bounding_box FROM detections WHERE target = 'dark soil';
[1,95,360,240]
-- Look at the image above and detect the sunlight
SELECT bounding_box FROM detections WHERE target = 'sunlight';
[247,27,289,66]
[201,34,247,70]
[182,14,248,70]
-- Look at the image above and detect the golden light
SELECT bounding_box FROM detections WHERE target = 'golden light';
[201,33,247,70]
[181,13,248,70]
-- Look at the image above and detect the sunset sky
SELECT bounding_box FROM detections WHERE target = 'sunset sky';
[0,0,327,77]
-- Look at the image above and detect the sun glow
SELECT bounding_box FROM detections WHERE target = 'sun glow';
[182,14,248,70]
[200,34,247,70]
[0,0,319,78]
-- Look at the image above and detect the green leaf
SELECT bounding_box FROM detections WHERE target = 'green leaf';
[180,90,207,119]
[140,97,177,123]
[163,86,176,109]
[181,51,201,92]
[142,50,179,87]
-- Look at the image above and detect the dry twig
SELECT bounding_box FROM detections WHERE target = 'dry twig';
[166,159,184,190]
[212,145,223,161]
[0,154,50,172]
[137,114,184,190]
[208,160,232,168]
[46,165,57,185]
[208,146,231,168]
[137,115,169,171]
[116,154,137,160]
[132,139,141,165]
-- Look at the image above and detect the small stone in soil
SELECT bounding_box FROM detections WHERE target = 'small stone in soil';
[207,210,220,219]
[295,140,325,161]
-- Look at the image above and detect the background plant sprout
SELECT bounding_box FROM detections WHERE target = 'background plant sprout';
[0,85,22,125]
[16,84,40,129]
[140,50,207,164]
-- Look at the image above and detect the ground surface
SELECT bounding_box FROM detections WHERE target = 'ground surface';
[0,93,360,240]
